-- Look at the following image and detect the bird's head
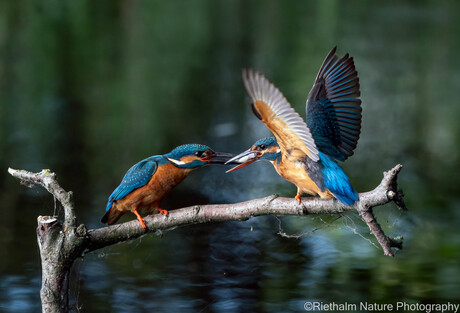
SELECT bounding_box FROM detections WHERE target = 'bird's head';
[226,137,280,172]
[164,144,233,169]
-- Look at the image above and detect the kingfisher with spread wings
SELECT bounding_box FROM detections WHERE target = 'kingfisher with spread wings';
[227,47,361,205]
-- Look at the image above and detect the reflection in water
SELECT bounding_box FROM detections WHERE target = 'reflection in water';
[1,1,460,312]
[0,275,41,312]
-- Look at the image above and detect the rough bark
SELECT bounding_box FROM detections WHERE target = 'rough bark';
[8,164,406,312]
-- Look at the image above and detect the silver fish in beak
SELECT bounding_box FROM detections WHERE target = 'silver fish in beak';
[225,149,260,173]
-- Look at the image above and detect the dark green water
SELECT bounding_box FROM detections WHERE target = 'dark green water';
[1,1,460,312]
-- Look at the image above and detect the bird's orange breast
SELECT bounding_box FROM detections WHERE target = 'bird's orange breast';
[272,158,333,199]
[112,163,192,215]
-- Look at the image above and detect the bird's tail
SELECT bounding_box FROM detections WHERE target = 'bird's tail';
[330,186,358,206]
[101,208,124,225]
[101,203,124,225]
[319,153,359,206]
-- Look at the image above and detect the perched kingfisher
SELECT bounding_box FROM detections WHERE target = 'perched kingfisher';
[227,47,361,205]
[102,144,233,229]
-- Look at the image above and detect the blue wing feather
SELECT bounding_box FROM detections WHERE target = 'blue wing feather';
[105,156,160,211]
[306,47,362,162]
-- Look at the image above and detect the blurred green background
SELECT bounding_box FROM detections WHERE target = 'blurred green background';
[1,1,460,312]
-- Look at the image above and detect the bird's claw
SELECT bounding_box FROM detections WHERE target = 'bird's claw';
[158,208,169,216]
[295,194,301,205]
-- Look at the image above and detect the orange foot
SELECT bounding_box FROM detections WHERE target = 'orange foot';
[295,194,301,205]
[158,208,169,216]
[133,208,146,229]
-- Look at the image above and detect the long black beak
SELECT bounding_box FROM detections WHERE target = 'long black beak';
[225,149,259,173]
[205,152,235,164]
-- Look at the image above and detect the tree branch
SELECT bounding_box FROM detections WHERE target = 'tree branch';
[9,164,406,256]
[85,165,405,256]
[8,168,77,229]
[8,164,406,312]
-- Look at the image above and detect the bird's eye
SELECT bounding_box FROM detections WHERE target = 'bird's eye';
[195,151,204,157]
[258,144,266,150]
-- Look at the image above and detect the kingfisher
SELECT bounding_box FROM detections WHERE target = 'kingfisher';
[101,144,233,229]
[227,47,361,205]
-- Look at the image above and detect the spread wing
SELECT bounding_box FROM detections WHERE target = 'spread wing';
[105,157,159,211]
[306,46,362,161]
[243,69,319,162]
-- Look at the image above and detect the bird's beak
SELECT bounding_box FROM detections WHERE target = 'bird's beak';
[225,149,259,173]
[203,152,234,164]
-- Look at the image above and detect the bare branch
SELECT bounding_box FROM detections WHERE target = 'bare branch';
[8,168,77,228]
[8,164,406,256]
[8,164,406,311]
[86,164,406,255]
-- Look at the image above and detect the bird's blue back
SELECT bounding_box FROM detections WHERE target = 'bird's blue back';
[105,156,166,211]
